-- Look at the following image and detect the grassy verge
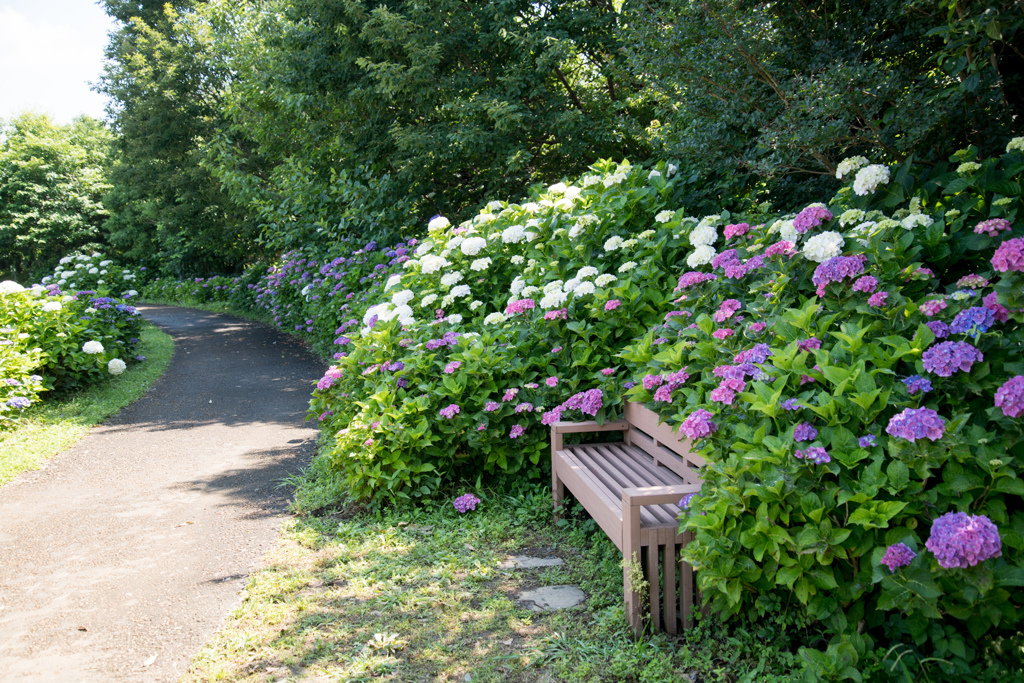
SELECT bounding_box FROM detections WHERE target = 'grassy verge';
[0,321,174,485]
[184,478,803,683]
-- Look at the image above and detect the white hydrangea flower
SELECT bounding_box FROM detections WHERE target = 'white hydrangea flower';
[394,305,415,325]
[99,260,112,267]
[853,164,890,196]
[957,162,982,175]
[487,200,504,211]
[852,221,878,236]
[510,276,526,295]
[470,300,483,310]
[440,249,451,258]
[2,280,27,293]
[779,220,799,244]
[548,182,567,194]
[420,255,449,274]
[42,301,62,312]
[59,256,72,265]
[519,286,538,298]
[1007,137,1024,154]
[621,239,637,250]
[802,231,845,262]
[440,271,463,287]
[540,290,568,309]
[574,281,596,296]
[666,163,678,177]
[577,266,598,279]
[385,274,403,291]
[686,245,716,268]
[108,358,127,375]
[618,261,637,273]
[446,314,463,324]
[450,284,471,299]
[77,254,89,260]
[461,236,487,256]
[403,259,420,270]
[604,236,624,251]
[484,312,506,325]
[564,186,581,200]
[88,267,99,275]
[637,230,655,240]
[125,289,138,297]
[839,209,865,227]
[563,277,581,292]
[415,242,434,257]
[363,303,391,326]
[510,255,525,265]
[655,210,675,223]
[470,257,491,271]
[447,235,465,250]
[543,280,564,294]
[689,224,717,247]
[568,224,586,239]
[525,231,538,242]
[421,293,438,307]
[901,213,933,230]
[429,216,450,231]
[835,156,868,180]
[595,274,617,287]
[392,289,415,306]
[603,172,627,187]
[648,169,662,180]
[502,225,526,243]
[82,340,104,354]
[523,202,541,213]
[582,175,601,187]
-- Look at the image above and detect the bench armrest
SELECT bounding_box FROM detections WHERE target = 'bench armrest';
[622,484,702,508]
[551,419,629,435]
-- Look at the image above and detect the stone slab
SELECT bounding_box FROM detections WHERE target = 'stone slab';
[499,555,564,569]
[517,585,586,611]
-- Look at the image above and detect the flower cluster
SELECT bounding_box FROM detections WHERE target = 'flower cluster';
[885,407,945,442]
[794,447,830,464]
[925,512,1002,569]
[995,376,1024,418]
[922,341,983,377]
[881,543,916,572]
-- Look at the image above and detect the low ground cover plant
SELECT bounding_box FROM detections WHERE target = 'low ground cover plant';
[150,140,1023,678]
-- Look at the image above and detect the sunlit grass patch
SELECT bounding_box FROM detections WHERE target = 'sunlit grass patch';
[0,321,174,485]
[184,484,804,682]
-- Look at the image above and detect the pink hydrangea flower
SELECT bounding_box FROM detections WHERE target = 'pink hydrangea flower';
[679,409,716,440]
[881,543,916,572]
[926,512,1002,568]
[992,237,1024,272]
[765,241,796,257]
[867,291,889,307]
[439,404,460,419]
[605,299,621,311]
[544,308,568,320]
[601,368,615,375]
[748,322,766,333]
[974,218,1012,237]
[503,388,519,402]
[794,205,833,233]
[505,298,536,315]
[509,425,525,439]
[545,376,559,387]
[444,360,462,374]
[919,298,947,317]
[724,222,750,239]
[712,328,734,339]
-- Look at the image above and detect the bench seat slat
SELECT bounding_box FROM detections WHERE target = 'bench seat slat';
[566,444,683,530]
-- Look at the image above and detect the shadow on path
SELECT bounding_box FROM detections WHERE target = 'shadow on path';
[0,304,326,682]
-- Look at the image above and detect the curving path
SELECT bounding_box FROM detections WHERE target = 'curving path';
[0,305,324,682]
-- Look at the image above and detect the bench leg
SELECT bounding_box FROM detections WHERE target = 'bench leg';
[664,539,677,635]
[623,499,643,636]
[551,432,565,516]
[646,543,660,632]
[680,531,694,630]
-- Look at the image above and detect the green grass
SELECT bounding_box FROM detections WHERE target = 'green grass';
[0,321,174,485]
[183,479,804,683]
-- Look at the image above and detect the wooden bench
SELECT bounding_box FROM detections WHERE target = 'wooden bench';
[551,401,704,635]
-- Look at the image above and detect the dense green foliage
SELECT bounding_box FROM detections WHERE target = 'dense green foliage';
[98,0,259,276]
[195,0,650,253]
[623,0,1024,209]
[0,114,112,281]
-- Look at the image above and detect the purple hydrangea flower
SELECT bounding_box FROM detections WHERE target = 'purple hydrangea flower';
[867,291,889,307]
[798,337,821,353]
[453,493,480,513]
[881,543,916,571]
[794,205,833,233]
[949,306,996,337]
[858,434,876,448]
[679,410,716,440]
[902,375,933,395]
[793,422,818,442]
[925,321,950,339]
[794,447,830,464]
[922,341,983,377]
[675,271,717,290]
[851,275,878,293]
[509,425,525,439]
[484,401,500,412]
[925,512,1002,568]
[886,407,945,442]
[439,404,461,419]
[679,492,700,510]
[6,397,30,410]
[812,255,865,296]
[781,398,803,411]
[995,375,1024,418]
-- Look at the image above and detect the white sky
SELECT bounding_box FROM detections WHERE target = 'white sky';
[0,1,117,123]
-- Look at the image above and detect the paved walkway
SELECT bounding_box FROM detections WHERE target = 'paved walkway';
[0,305,324,682]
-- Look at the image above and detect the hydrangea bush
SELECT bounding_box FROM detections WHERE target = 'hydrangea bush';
[39,252,142,297]
[0,277,144,400]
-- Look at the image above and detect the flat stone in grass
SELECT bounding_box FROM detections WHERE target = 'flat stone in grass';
[518,585,586,611]
[499,555,564,569]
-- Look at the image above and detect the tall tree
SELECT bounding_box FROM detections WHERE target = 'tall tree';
[200,0,652,253]
[99,0,259,276]
[0,113,112,281]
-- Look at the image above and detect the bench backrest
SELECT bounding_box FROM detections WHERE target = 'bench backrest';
[623,402,704,485]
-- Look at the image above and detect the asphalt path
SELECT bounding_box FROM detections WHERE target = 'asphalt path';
[0,305,325,682]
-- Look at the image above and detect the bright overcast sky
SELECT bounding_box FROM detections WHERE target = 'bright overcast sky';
[0,1,117,123]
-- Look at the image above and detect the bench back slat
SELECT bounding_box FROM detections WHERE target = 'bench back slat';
[623,402,704,484]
